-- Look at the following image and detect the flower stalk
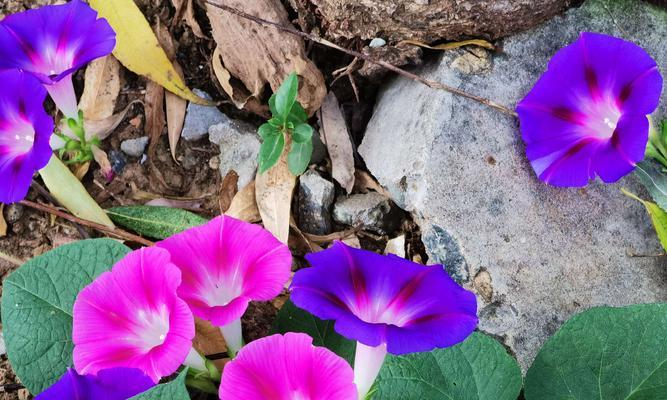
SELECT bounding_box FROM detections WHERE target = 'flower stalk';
[220,318,244,358]
[38,155,114,227]
[354,342,387,400]
[45,75,79,120]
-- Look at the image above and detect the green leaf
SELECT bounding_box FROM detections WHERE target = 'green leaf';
[634,160,667,210]
[130,369,189,400]
[621,189,667,251]
[288,140,313,176]
[275,72,299,120]
[375,332,522,400]
[269,94,278,116]
[258,132,285,174]
[292,123,314,143]
[272,300,356,364]
[288,102,308,125]
[0,239,131,394]
[258,122,280,140]
[106,206,208,240]
[525,304,667,400]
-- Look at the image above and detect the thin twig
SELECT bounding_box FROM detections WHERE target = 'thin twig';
[0,251,23,266]
[19,200,154,247]
[203,0,518,117]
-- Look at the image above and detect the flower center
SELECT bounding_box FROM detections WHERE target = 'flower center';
[201,267,244,307]
[0,120,35,155]
[579,94,621,140]
[133,306,170,351]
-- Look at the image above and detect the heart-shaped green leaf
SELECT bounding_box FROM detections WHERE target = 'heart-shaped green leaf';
[1,239,131,393]
[375,332,522,400]
[130,369,189,399]
[107,205,208,240]
[525,304,667,400]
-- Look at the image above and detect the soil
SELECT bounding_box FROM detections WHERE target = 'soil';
[0,0,419,397]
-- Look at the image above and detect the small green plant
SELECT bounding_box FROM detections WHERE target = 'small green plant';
[257,72,314,175]
[645,119,667,169]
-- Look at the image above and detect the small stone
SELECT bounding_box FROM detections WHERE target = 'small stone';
[120,136,149,157]
[108,150,127,175]
[181,89,226,141]
[210,121,261,190]
[209,156,220,170]
[4,203,23,224]
[333,192,403,234]
[369,38,387,48]
[298,170,335,235]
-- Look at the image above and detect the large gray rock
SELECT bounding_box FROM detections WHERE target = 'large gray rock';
[359,0,667,370]
[298,170,335,235]
[333,192,403,234]
[209,120,261,191]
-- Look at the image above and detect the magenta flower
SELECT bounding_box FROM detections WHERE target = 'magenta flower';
[36,368,153,400]
[0,69,54,203]
[157,216,292,357]
[73,247,196,383]
[290,241,478,399]
[0,0,116,118]
[219,333,357,400]
[517,32,663,187]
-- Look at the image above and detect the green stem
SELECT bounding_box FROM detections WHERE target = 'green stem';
[38,155,114,228]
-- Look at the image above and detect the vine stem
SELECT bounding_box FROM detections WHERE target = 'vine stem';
[203,0,518,117]
[19,200,154,247]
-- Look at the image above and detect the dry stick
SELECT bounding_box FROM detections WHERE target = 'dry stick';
[203,0,518,117]
[19,200,155,247]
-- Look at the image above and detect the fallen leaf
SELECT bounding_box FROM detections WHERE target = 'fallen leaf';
[212,46,250,109]
[193,317,227,371]
[171,0,206,38]
[303,229,358,244]
[319,92,355,193]
[354,169,389,197]
[91,145,114,182]
[89,0,211,104]
[225,180,261,223]
[289,218,322,253]
[145,81,166,157]
[397,38,495,51]
[219,171,239,214]
[71,161,91,181]
[84,100,142,141]
[255,142,296,243]
[79,55,121,121]
[622,188,667,252]
[0,204,7,237]
[145,198,203,210]
[205,0,326,114]
[384,234,406,258]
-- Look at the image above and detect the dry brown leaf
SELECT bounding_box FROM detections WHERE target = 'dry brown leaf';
[397,38,495,51]
[0,204,7,238]
[71,162,91,181]
[84,100,142,141]
[255,143,296,244]
[354,169,389,197]
[289,218,323,254]
[303,229,358,244]
[145,81,166,156]
[205,0,326,114]
[319,92,355,193]
[384,234,406,258]
[212,46,251,109]
[219,170,239,214]
[193,317,227,371]
[145,198,203,210]
[79,55,121,121]
[225,180,261,222]
[172,0,206,39]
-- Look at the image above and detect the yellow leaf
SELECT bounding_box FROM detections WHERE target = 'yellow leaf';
[622,188,667,252]
[89,0,211,105]
[398,38,495,51]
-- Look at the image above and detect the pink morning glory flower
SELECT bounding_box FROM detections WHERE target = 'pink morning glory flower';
[72,247,197,383]
[0,69,54,203]
[0,0,116,118]
[35,368,153,400]
[219,333,357,400]
[517,32,663,187]
[157,216,292,357]
[290,241,478,399]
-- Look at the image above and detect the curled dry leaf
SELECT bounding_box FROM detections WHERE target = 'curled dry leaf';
[0,204,7,238]
[303,228,358,245]
[89,0,211,104]
[397,38,495,51]
[145,81,166,157]
[354,169,389,197]
[225,180,261,223]
[212,46,249,109]
[219,170,239,214]
[84,100,142,141]
[171,0,206,39]
[205,0,326,114]
[319,92,355,193]
[255,142,296,244]
[71,161,91,181]
[79,55,121,121]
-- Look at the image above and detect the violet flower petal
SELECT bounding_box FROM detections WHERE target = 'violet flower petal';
[0,70,54,203]
[219,333,357,400]
[72,247,195,383]
[291,241,478,355]
[517,32,662,187]
[0,0,116,84]
[35,368,154,400]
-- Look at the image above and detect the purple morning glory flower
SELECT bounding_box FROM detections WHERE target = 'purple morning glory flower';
[290,241,478,399]
[517,32,663,187]
[0,69,54,203]
[35,368,154,400]
[0,0,116,118]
